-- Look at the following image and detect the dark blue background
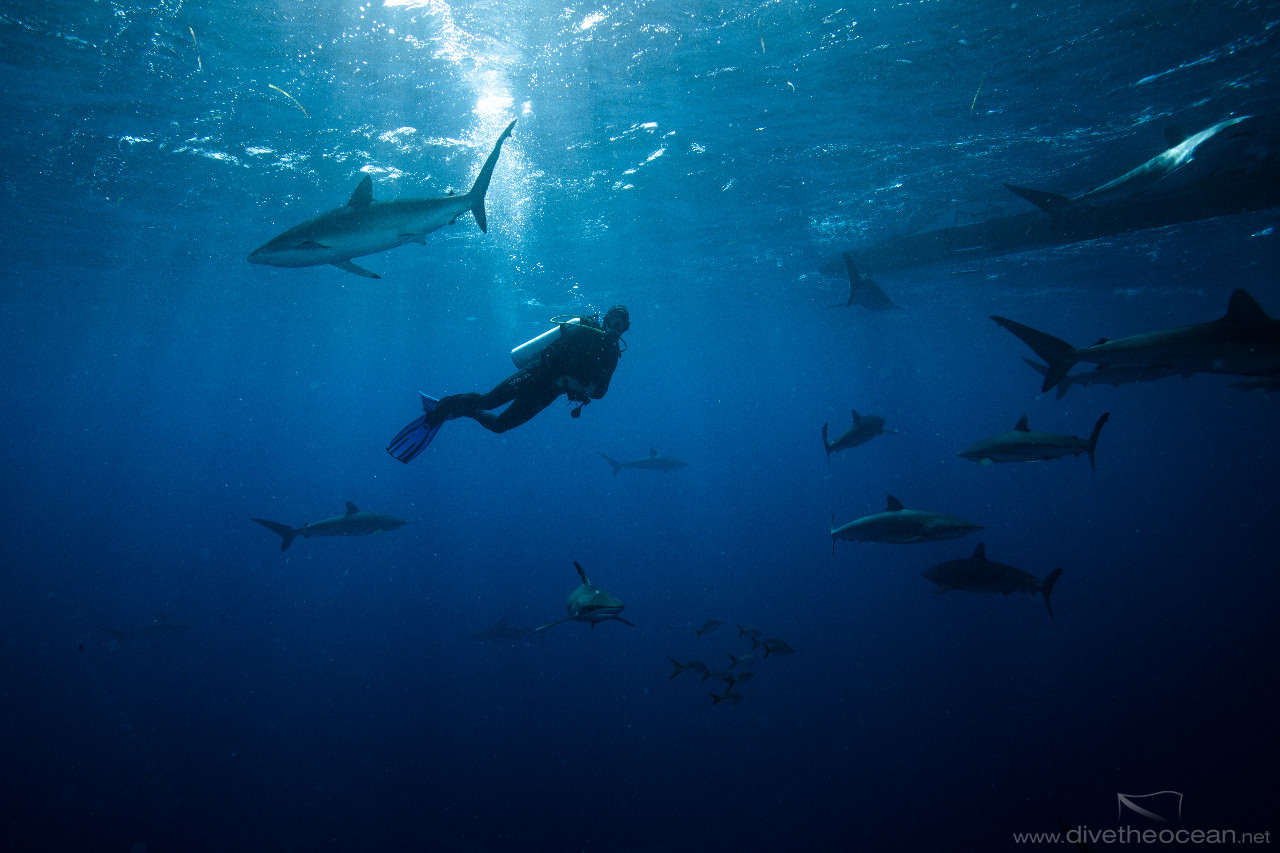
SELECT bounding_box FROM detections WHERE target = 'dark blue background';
[2,1,1277,850]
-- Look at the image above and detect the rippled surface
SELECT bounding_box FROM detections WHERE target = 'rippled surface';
[2,2,1278,851]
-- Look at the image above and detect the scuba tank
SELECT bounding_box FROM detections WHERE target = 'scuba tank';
[510,316,592,369]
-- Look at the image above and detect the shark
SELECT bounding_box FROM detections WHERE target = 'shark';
[248,119,516,278]
[537,562,636,631]
[1231,376,1280,394]
[922,542,1064,620]
[468,617,542,645]
[834,253,898,310]
[826,115,1279,273]
[958,412,1110,470]
[251,501,407,551]
[831,495,983,552]
[992,289,1280,393]
[1022,358,1183,399]
[598,449,688,475]
[822,409,892,463]
[1004,116,1254,215]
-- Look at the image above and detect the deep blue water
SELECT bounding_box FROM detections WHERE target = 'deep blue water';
[2,1,1278,851]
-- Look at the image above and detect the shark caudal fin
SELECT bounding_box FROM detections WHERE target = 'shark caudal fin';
[1022,359,1074,399]
[1041,568,1064,620]
[598,453,623,476]
[1005,183,1073,217]
[467,119,516,233]
[991,315,1080,392]
[1086,412,1111,471]
[251,518,298,552]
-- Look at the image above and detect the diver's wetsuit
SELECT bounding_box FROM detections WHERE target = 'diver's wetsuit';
[427,318,622,433]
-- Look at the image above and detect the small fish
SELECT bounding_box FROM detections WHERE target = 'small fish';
[694,619,722,637]
[710,688,745,706]
[702,668,735,683]
[726,670,756,688]
[726,652,756,669]
[666,657,708,680]
[760,638,795,657]
[737,624,762,640]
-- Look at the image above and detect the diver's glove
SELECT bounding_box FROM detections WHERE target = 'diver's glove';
[567,390,590,418]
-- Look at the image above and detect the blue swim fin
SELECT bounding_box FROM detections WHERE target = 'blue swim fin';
[387,394,441,463]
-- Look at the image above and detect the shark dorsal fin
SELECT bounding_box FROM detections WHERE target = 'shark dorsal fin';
[348,175,374,209]
[851,409,861,425]
[886,495,905,512]
[1014,415,1030,432]
[344,501,360,515]
[1223,289,1269,324]
[972,542,987,560]
[574,561,589,585]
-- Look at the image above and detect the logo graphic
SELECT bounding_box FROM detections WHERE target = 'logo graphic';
[1117,791,1184,823]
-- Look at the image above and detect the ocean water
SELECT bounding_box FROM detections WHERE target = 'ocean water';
[2,1,1278,851]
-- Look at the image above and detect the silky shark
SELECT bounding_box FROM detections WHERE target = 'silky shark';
[992,289,1280,393]
[251,501,407,551]
[468,617,541,645]
[830,495,983,552]
[1005,116,1253,215]
[537,562,636,630]
[822,409,892,463]
[958,412,1110,470]
[826,115,1279,273]
[598,449,688,475]
[248,119,516,278]
[922,542,1064,620]
[834,253,898,310]
[1022,358,1184,399]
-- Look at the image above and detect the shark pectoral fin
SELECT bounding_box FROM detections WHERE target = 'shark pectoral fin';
[615,617,637,628]
[1004,183,1072,216]
[300,240,332,249]
[332,260,381,279]
[536,615,576,631]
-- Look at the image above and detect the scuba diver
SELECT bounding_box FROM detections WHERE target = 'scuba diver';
[387,304,630,463]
